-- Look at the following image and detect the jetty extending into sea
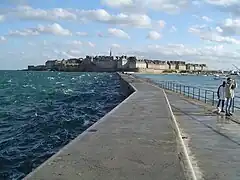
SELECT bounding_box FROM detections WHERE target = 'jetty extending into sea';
[24,73,240,180]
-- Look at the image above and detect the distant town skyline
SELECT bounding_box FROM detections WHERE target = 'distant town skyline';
[27,55,207,73]
[0,0,240,70]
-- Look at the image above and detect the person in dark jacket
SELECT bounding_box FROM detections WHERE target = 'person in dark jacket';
[217,81,226,113]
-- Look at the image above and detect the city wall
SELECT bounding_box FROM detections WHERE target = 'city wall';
[28,55,207,73]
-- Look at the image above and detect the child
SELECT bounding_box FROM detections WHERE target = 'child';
[217,81,226,113]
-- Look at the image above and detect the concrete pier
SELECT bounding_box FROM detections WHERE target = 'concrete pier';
[165,90,240,180]
[24,74,186,180]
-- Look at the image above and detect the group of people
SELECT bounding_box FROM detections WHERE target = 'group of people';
[217,77,237,116]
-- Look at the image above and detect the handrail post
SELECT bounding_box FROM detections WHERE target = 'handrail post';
[193,87,195,99]
[188,86,190,97]
[198,88,200,100]
[180,84,182,94]
[212,92,215,106]
[204,90,207,103]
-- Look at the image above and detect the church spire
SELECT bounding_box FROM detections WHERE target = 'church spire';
[110,48,112,57]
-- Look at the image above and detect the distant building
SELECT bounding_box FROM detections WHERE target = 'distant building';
[200,64,207,71]
[45,60,57,69]
[175,61,186,71]
[28,65,35,70]
[28,54,208,72]
[186,63,195,71]
[136,59,147,69]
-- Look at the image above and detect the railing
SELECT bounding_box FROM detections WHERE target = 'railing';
[159,81,240,113]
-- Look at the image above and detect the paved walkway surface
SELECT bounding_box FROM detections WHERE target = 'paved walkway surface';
[166,91,240,180]
[24,75,185,180]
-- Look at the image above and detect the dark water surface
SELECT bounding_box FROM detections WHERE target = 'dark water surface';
[0,71,127,180]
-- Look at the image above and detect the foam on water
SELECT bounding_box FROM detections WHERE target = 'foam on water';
[0,71,126,180]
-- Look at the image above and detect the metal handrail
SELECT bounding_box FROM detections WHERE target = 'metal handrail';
[159,81,239,113]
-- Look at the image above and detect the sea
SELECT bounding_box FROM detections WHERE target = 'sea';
[0,71,127,180]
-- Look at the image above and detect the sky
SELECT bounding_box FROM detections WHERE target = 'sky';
[1,0,240,70]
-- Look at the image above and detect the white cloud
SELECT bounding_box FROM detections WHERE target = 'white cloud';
[189,24,240,44]
[87,42,95,47]
[202,16,212,22]
[108,28,130,39]
[101,0,189,14]
[0,15,5,22]
[111,43,121,48]
[52,49,83,59]
[68,49,82,56]
[147,31,161,40]
[204,0,238,6]
[219,18,240,36]
[170,25,177,32]
[9,5,77,21]
[68,40,82,46]
[9,29,39,36]
[76,31,88,36]
[1,5,152,28]
[8,23,72,36]
[193,15,213,22]
[0,36,6,41]
[36,23,72,36]
[101,0,133,8]
[204,0,240,16]
[192,14,213,22]
[77,9,152,28]
[132,43,240,68]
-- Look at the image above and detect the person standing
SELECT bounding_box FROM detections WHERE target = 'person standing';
[217,81,226,113]
[225,78,237,116]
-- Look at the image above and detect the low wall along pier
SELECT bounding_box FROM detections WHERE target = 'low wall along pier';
[24,73,194,180]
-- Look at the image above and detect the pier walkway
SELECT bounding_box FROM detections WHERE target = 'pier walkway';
[24,75,185,180]
[165,89,240,180]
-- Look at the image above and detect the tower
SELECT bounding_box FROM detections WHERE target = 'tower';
[110,48,112,57]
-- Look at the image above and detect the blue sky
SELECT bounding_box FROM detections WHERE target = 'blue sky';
[1,0,240,70]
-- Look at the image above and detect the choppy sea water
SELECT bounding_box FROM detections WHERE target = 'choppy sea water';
[0,71,127,180]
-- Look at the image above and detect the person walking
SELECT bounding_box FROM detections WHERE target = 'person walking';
[225,77,237,116]
[217,81,226,113]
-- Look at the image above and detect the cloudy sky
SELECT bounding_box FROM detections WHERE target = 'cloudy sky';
[1,0,240,70]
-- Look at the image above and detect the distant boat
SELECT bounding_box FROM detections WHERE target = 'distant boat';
[230,64,240,79]
[213,74,226,80]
